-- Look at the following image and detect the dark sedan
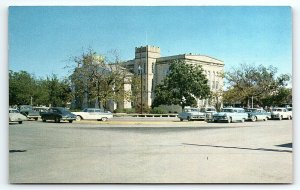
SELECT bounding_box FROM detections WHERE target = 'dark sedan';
[40,107,76,123]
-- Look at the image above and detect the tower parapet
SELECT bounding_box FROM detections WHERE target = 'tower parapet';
[134,45,161,107]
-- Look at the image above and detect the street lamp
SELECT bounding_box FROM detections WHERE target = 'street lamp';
[138,65,143,114]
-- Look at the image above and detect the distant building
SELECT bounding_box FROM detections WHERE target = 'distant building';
[70,62,132,112]
[123,45,224,111]
[72,45,224,112]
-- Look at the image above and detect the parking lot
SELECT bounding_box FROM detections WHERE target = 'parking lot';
[9,118,292,183]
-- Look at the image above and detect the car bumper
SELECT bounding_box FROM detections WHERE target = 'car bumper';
[61,117,76,121]
[271,115,280,119]
[212,116,228,122]
[9,118,26,122]
[191,116,206,119]
[27,115,40,119]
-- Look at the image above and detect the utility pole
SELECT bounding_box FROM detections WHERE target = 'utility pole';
[30,96,33,106]
[251,96,253,108]
[138,65,143,114]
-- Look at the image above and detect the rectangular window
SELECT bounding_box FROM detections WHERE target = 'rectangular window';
[152,63,155,74]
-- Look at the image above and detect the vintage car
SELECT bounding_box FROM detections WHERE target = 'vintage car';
[9,108,28,124]
[287,107,293,119]
[72,108,113,121]
[212,107,248,123]
[245,108,271,122]
[271,107,292,120]
[19,105,40,120]
[200,107,217,121]
[33,106,49,115]
[178,107,206,121]
[40,107,77,123]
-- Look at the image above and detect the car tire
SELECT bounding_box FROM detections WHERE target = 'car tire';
[76,116,82,121]
[227,117,232,123]
[287,115,291,120]
[180,118,183,121]
[42,118,46,122]
[187,116,191,121]
[69,120,73,123]
[55,117,60,123]
[18,121,22,124]
[34,118,38,121]
[251,116,257,122]
[279,115,283,120]
[101,117,108,122]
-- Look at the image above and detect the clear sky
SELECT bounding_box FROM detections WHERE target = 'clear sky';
[8,6,292,79]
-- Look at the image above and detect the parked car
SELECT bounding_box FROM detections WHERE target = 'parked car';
[212,107,248,123]
[271,107,292,120]
[245,108,271,122]
[178,107,206,121]
[33,106,49,115]
[19,105,40,120]
[200,107,217,121]
[9,108,27,124]
[72,108,113,121]
[287,107,293,119]
[40,107,77,123]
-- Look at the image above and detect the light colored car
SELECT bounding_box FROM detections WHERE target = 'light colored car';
[200,107,217,121]
[271,107,292,120]
[72,108,113,121]
[9,108,28,124]
[178,107,206,121]
[245,108,271,122]
[212,107,248,123]
[286,107,293,119]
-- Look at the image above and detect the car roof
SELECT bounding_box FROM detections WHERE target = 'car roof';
[223,107,244,110]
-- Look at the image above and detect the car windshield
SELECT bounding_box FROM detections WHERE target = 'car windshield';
[20,105,33,109]
[222,109,234,113]
[9,109,19,113]
[58,108,71,114]
[246,109,257,112]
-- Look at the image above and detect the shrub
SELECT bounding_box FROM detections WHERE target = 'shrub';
[124,108,136,114]
[151,107,167,114]
[113,108,125,113]
[114,108,136,114]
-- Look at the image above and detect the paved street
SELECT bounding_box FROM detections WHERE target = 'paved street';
[9,118,292,183]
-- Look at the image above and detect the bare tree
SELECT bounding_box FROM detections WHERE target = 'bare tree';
[69,49,132,110]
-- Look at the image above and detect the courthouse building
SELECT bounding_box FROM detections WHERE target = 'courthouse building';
[123,45,224,111]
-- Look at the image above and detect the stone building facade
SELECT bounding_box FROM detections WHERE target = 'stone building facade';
[123,45,224,110]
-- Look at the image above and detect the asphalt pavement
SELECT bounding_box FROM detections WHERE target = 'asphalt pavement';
[9,118,292,183]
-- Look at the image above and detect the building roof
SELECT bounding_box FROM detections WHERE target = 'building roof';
[156,54,223,65]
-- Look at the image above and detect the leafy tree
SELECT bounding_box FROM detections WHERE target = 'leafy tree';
[9,70,72,107]
[224,64,291,107]
[9,70,37,105]
[152,60,211,110]
[261,87,292,107]
[44,75,72,107]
